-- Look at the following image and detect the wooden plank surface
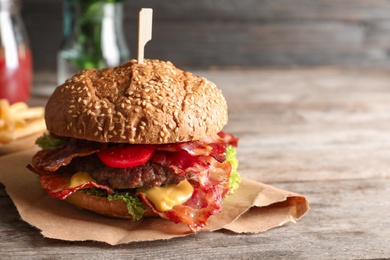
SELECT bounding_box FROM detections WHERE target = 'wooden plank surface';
[199,68,390,183]
[1,178,388,259]
[1,67,390,258]
[21,0,390,70]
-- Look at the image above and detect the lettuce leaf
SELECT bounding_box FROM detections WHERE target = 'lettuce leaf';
[81,188,147,221]
[108,193,148,221]
[226,146,241,193]
[35,133,68,150]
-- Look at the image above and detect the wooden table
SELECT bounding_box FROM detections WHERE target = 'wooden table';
[1,68,389,259]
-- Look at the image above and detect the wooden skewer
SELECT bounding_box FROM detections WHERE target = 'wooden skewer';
[138,8,153,64]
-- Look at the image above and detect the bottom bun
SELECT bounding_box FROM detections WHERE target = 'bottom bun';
[66,191,157,219]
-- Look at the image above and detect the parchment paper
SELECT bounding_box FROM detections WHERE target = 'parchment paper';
[0,148,309,245]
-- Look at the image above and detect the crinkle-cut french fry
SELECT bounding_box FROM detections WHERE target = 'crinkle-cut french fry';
[0,118,46,143]
[0,99,10,115]
[9,102,28,114]
[14,118,27,128]
[0,99,13,131]
[0,99,46,143]
[14,118,46,140]
[0,99,9,114]
[13,107,44,120]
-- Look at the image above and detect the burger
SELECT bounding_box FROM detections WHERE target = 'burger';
[27,59,241,232]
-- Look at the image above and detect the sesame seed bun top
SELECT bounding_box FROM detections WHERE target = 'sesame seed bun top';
[45,59,228,144]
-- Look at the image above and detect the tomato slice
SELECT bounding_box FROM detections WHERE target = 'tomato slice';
[97,146,154,168]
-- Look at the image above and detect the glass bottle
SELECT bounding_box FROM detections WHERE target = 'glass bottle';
[57,0,130,85]
[0,0,32,103]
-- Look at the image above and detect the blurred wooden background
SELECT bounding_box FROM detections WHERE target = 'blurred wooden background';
[22,0,390,72]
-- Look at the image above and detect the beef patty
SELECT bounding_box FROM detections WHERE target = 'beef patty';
[71,155,188,190]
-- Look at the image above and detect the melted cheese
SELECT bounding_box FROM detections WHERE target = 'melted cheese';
[69,172,94,188]
[142,179,194,212]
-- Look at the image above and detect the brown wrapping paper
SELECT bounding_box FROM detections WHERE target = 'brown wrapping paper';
[0,148,309,245]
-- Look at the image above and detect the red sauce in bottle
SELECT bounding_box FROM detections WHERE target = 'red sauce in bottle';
[0,46,32,104]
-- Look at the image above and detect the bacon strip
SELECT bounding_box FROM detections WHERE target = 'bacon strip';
[139,156,231,231]
[218,131,239,147]
[154,133,228,162]
[32,139,106,171]
[146,148,232,231]
[27,164,114,200]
